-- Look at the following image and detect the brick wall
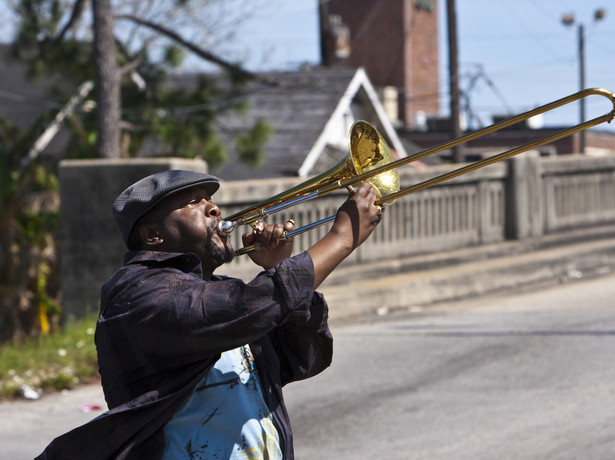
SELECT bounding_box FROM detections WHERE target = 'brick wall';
[320,0,440,128]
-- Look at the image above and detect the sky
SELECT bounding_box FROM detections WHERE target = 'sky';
[1,0,613,133]
[221,0,615,133]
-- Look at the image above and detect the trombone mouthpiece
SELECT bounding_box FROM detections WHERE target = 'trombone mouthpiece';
[217,219,235,236]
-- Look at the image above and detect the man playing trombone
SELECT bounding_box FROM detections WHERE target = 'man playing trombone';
[37,169,384,459]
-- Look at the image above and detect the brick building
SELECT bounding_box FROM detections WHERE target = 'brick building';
[319,0,439,130]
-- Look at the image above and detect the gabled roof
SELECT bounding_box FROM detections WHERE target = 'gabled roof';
[211,66,407,181]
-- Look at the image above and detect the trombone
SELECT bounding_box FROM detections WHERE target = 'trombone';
[220,88,615,256]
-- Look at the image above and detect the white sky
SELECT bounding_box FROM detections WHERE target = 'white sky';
[1,0,614,132]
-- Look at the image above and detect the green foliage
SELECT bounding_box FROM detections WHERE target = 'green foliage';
[12,1,93,82]
[121,70,253,165]
[234,118,273,166]
[0,115,61,343]
[163,45,185,68]
[0,312,99,400]
[9,0,270,166]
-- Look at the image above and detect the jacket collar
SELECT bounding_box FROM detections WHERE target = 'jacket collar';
[123,250,204,279]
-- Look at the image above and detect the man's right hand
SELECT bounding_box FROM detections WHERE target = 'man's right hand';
[331,182,383,250]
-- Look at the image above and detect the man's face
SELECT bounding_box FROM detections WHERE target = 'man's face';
[142,186,234,273]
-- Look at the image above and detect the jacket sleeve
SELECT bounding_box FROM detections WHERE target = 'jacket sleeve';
[96,251,321,406]
[268,253,333,385]
[272,291,333,386]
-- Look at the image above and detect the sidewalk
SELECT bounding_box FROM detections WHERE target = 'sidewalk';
[321,224,615,321]
[0,382,106,459]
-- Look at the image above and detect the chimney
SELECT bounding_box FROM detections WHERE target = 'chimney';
[319,0,440,130]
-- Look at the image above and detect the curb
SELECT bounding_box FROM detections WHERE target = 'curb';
[320,225,615,321]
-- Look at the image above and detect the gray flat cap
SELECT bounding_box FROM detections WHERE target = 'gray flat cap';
[113,170,220,247]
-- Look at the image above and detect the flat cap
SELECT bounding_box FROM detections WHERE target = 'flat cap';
[113,170,220,247]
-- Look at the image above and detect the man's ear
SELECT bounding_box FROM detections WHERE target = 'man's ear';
[139,223,164,248]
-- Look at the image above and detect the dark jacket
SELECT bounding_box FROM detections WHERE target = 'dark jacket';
[37,250,333,459]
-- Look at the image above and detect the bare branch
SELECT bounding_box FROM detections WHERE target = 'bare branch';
[114,13,277,86]
[118,59,141,76]
[53,0,88,44]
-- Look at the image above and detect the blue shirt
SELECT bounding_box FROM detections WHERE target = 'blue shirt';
[163,345,282,459]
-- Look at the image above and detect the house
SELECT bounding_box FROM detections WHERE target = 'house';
[1,41,410,179]
[319,0,440,131]
[210,66,409,181]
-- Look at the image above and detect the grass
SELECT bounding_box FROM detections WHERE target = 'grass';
[0,313,100,401]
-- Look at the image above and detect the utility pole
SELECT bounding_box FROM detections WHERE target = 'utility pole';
[446,0,463,163]
[319,0,331,66]
[578,23,586,153]
[562,8,607,155]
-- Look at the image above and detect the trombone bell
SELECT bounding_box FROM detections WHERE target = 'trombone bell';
[349,121,400,206]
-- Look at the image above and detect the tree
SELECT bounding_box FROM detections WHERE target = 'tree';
[0,0,275,342]
[92,0,121,158]
[8,0,274,163]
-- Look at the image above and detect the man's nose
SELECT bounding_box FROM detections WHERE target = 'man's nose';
[206,202,221,217]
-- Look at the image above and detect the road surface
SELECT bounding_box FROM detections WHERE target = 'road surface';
[2,272,614,459]
[285,273,615,459]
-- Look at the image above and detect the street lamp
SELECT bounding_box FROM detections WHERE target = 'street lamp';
[562,8,607,154]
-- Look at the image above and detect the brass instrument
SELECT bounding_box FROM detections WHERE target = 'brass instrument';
[220,88,615,256]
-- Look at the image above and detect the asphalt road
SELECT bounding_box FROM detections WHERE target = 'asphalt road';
[285,273,615,459]
[2,272,615,459]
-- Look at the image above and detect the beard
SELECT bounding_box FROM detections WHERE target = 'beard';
[205,227,235,268]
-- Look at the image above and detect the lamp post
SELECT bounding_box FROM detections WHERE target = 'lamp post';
[562,8,606,154]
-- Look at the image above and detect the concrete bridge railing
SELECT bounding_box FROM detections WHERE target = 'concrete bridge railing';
[59,154,615,317]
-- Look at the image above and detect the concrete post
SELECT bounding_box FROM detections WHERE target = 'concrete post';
[505,153,543,240]
[59,158,208,319]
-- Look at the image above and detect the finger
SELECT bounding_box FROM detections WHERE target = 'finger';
[245,221,268,248]
[269,223,286,248]
[253,220,265,235]
[368,182,379,197]
[242,230,255,245]
[252,222,279,249]
[356,182,369,195]
[283,219,295,233]
[357,182,377,200]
